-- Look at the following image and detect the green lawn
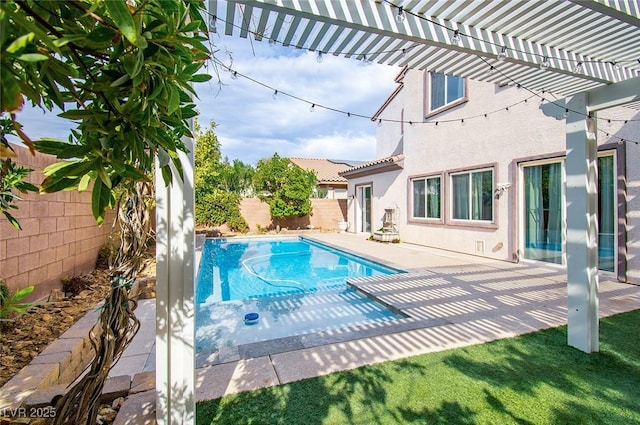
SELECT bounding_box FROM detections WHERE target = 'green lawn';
[197,309,640,425]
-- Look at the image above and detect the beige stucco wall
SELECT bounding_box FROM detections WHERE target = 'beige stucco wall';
[349,69,640,279]
[0,145,115,300]
[240,198,347,232]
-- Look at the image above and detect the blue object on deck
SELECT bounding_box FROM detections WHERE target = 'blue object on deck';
[244,312,259,325]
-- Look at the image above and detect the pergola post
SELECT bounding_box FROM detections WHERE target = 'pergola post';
[565,92,599,353]
[155,137,196,424]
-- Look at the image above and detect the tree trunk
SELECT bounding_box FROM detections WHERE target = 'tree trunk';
[53,181,152,425]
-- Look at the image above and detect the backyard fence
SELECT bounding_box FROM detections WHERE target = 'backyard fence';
[0,144,115,301]
[240,198,347,232]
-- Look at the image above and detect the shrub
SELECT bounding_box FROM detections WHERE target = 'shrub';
[196,190,248,232]
[0,280,35,331]
[226,213,249,233]
[61,275,91,297]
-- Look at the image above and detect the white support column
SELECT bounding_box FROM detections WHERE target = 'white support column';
[565,92,599,353]
[155,138,196,424]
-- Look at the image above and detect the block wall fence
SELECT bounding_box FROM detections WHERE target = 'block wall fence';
[0,144,115,301]
[240,198,347,232]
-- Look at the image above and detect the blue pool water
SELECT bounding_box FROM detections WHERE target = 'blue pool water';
[195,237,404,352]
[196,237,398,303]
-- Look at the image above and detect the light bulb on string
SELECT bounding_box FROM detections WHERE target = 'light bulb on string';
[451,30,461,46]
[268,38,276,46]
[396,7,406,24]
[210,15,217,34]
[563,108,569,118]
[540,56,550,71]
[497,46,508,61]
[487,66,496,74]
[401,48,407,59]
[231,71,238,80]
[316,51,323,63]
[309,104,315,112]
[272,90,278,100]
[573,61,582,73]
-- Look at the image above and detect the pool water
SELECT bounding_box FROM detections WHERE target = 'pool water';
[195,237,403,352]
[196,237,398,302]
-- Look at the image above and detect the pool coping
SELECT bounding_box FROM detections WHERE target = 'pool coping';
[194,235,439,368]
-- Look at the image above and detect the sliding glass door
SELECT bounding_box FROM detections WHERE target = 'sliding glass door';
[523,162,563,264]
[521,154,616,271]
[598,154,615,272]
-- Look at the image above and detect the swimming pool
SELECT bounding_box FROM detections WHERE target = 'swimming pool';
[195,237,404,352]
[196,237,399,302]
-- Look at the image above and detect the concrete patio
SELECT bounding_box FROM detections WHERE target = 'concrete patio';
[104,232,640,423]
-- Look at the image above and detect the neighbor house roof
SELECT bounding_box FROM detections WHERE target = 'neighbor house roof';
[339,155,405,179]
[289,157,355,184]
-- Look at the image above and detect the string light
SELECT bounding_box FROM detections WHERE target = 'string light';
[219,58,638,139]
[497,46,508,61]
[210,15,217,34]
[231,71,238,80]
[316,51,323,63]
[396,6,406,24]
[272,90,278,100]
[488,66,496,74]
[573,61,582,73]
[540,56,550,71]
[451,30,461,46]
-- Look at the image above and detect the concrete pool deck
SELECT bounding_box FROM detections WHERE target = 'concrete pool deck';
[16,232,639,424]
[190,233,640,399]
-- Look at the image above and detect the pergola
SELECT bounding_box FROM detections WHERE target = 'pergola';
[157,1,640,423]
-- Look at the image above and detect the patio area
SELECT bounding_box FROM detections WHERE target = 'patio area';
[106,232,640,423]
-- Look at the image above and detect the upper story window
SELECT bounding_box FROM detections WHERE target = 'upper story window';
[451,168,493,222]
[430,72,465,113]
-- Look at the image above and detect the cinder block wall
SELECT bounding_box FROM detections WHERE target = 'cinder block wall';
[0,145,115,301]
[240,198,347,232]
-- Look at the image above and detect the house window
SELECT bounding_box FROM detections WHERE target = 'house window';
[430,72,465,112]
[451,169,493,221]
[412,176,441,219]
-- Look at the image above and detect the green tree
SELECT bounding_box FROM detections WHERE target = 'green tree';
[219,157,255,195]
[193,121,249,232]
[1,1,210,423]
[253,153,316,227]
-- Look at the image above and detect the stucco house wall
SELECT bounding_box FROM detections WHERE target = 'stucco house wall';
[345,68,640,281]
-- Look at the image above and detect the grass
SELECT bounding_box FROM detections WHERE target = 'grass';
[196,309,640,424]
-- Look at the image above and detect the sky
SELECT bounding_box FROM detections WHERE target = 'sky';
[13,28,400,166]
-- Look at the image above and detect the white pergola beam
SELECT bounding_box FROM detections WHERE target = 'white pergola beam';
[587,76,640,112]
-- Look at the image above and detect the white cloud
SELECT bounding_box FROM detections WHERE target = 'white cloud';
[8,27,401,167]
[196,32,400,165]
